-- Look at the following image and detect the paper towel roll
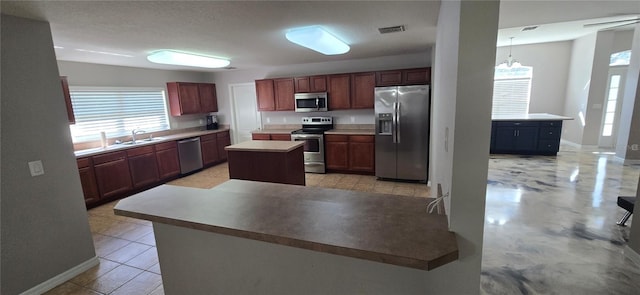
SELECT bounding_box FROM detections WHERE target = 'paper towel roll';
[100,132,107,148]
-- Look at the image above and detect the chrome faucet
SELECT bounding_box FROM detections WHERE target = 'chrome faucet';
[131,128,146,142]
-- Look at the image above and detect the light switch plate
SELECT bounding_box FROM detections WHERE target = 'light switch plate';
[28,160,45,176]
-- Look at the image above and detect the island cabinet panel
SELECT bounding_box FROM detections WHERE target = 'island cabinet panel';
[217,131,231,162]
[252,133,271,140]
[255,79,276,111]
[270,134,292,141]
[351,72,376,109]
[93,151,133,199]
[325,135,349,170]
[490,120,563,155]
[348,136,375,172]
[198,83,218,113]
[201,133,220,166]
[274,78,295,111]
[155,141,180,180]
[251,133,291,141]
[77,157,99,205]
[61,76,75,124]
[326,134,375,174]
[127,146,160,189]
[328,74,351,110]
[167,82,219,115]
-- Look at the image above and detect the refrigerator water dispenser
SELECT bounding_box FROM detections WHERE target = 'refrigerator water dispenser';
[378,113,393,135]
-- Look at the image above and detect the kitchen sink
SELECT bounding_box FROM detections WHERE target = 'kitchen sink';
[120,137,165,145]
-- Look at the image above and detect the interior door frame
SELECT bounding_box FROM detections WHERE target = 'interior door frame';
[229,82,261,144]
[598,66,628,148]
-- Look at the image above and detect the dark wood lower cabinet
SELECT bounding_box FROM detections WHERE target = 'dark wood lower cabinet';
[217,131,231,162]
[490,121,563,155]
[77,158,99,206]
[156,145,180,180]
[349,136,375,172]
[326,139,349,170]
[128,153,160,188]
[94,155,133,199]
[201,134,220,166]
[325,134,374,174]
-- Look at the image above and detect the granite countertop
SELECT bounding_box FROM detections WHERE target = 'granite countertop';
[225,140,304,152]
[114,179,459,271]
[325,129,375,135]
[491,113,574,121]
[74,128,230,158]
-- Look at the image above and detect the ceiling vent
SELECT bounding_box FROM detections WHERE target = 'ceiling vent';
[521,26,539,32]
[378,25,406,34]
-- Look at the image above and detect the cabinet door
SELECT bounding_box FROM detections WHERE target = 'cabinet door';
[217,131,231,162]
[167,82,200,116]
[328,74,351,110]
[199,83,218,113]
[255,79,275,111]
[252,133,271,140]
[274,78,295,111]
[270,134,292,141]
[403,68,431,85]
[78,167,99,205]
[201,138,220,166]
[326,141,349,170]
[156,147,180,180]
[310,75,327,92]
[94,158,133,199]
[514,127,538,151]
[60,76,75,124]
[294,77,310,93]
[351,72,375,109]
[376,70,402,86]
[348,136,375,172]
[129,152,160,188]
[493,126,516,151]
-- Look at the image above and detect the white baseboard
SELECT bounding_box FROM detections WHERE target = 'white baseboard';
[625,246,640,268]
[20,256,99,295]
[560,139,581,148]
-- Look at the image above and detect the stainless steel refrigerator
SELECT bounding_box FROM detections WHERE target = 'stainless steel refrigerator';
[375,85,430,182]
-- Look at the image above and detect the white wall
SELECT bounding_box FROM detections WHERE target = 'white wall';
[495,41,572,114]
[1,15,96,294]
[57,61,211,131]
[582,31,615,145]
[209,52,431,127]
[430,0,498,292]
[616,24,640,161]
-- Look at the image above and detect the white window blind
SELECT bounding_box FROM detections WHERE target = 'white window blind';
[69,87,170,142]
[492,66,533,117]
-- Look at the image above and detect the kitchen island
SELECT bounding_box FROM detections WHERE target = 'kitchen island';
[114,180,458,294]
[490,113,573,155]
[225,140,305,185]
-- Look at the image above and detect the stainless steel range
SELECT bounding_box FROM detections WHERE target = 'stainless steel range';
[291,117,333,173]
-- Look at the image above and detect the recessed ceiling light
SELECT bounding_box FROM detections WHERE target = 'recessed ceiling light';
[285,26,350,55]
[147,50,230,68]
[75,48,133,57]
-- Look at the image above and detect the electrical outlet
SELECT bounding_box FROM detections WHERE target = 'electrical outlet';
[350,116,355,123]
[28,160,44,176]
[266,118,271,123]
[283,117,287,123]
[199,119,204,125]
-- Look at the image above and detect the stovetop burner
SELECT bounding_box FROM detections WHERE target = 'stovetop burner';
[291,128,326,135]
[291,116,333,135]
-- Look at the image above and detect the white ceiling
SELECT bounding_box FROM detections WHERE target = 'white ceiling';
[1,1,639,72]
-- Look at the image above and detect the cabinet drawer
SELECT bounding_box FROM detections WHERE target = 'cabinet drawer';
[349,135,374,143]
[93,151,127,165]
[155,141,177,151]
[127,145,155,157]
[216,130,230,139]
[539,121,562,127]
[494,121,539,127]
[538,140,560,152]
[325,134,349,142]
[77,157,91,169]
[201,134,217,142]
[539,127,561,139]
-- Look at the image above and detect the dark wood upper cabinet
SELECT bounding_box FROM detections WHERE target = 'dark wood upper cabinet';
[167,82,219,116]
[60,76,75,124]
[274,78,295,111]
[376,68,431,86]
[327,74,351,110]
[351,72,376,109]
[309,75,327,92]
[294,77,311,93]
[376,70,402,87]
[255,79,276,111]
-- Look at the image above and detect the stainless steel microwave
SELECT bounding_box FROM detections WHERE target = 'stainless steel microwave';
[294,92,328,112]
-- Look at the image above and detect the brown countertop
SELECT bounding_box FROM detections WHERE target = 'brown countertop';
[325,129,375,135]
[225,140,304,152]
[114,180,458,271]
[250,129,298,134]
[74,128,230,158]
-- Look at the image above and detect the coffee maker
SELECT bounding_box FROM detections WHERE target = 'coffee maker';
[206,114,218,130]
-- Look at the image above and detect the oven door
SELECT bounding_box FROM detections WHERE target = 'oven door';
[291,134,325,173]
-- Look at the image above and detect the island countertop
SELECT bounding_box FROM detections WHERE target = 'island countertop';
[114,180,459,271]
[224,140,304,152]
[492,113,573,121]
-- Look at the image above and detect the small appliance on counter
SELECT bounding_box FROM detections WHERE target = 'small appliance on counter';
[206,114,218,130]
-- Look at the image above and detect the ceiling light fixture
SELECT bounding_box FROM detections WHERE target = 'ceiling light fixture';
[147,50,230,68]
[497,37,521,68]
[285,26,350,55]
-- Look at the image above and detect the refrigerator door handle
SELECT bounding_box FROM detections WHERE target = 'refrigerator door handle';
[392,102,398,143]
[396,101,401,144]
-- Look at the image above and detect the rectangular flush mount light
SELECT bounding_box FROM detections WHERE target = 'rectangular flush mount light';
[285,26,350,55]
[147,50,230,68]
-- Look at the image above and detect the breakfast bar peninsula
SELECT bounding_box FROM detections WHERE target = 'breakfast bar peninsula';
[114,180,459,294]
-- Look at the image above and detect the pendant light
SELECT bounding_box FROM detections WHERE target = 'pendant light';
[497,37,521,68]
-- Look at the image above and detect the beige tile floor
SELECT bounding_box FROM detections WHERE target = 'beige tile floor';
[45,162,430,295]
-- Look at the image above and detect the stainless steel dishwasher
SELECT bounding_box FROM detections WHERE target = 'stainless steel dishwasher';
[177,137,203,174]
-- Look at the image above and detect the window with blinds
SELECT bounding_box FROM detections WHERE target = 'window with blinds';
[492,66,533,117]
[69,87,170,142]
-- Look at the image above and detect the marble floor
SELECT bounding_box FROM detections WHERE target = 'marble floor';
[46,145,640,294]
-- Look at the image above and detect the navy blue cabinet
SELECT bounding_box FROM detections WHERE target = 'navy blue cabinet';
[490,121,563,155]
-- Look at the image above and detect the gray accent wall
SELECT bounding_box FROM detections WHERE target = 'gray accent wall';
[1,15,96,294]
